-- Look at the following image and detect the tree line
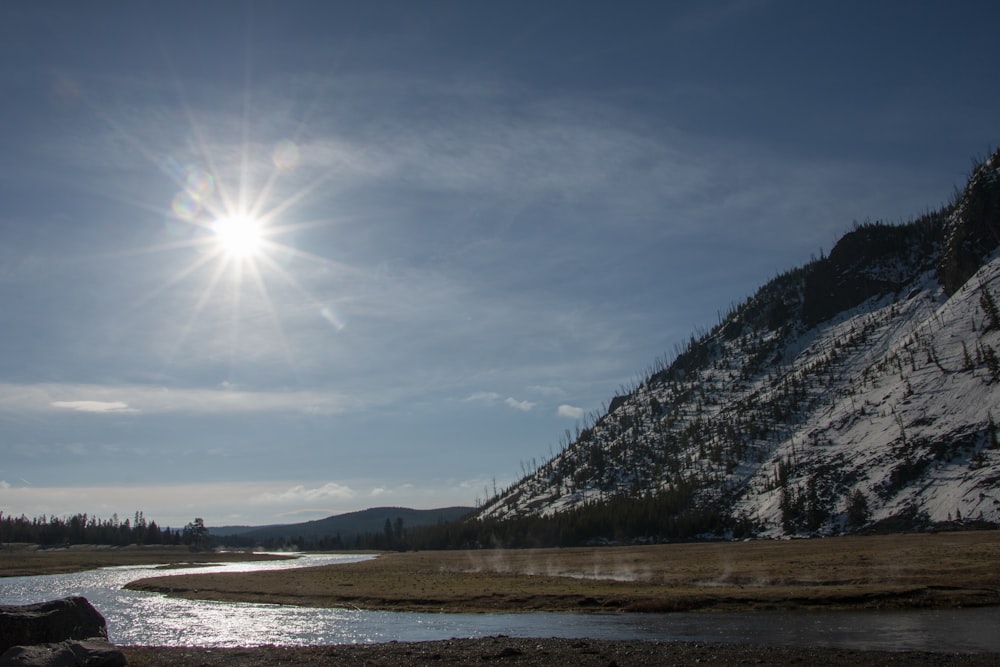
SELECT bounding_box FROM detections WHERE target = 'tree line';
[404,490,752,550]
[0,511,185,547]
[213,516,412,551]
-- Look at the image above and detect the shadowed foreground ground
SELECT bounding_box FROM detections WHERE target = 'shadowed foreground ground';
[126,531,1000,613]
[122,636,1000,666]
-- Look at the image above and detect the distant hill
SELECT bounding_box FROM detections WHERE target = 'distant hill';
[475,148,1000,542]
[210,506,473,543]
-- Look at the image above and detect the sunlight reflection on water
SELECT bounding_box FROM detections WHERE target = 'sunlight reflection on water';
[2,553,999,652]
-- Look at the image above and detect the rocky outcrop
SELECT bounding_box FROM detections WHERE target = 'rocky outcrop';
[0,598,124,666]
[939,150,1000,294]
[801,220,935,327]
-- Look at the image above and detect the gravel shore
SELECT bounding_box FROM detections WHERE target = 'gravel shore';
[122,637,1000,666]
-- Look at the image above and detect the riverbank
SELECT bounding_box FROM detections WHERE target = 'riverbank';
[126,530,1000,613]
[121,636,1000,666]
[0,544,291,577]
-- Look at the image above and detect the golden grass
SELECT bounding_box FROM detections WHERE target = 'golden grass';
[124,531,1000,613]
[0,545,290,577]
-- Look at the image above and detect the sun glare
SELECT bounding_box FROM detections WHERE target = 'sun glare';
[128,117,344,363]
[213,215,263,259]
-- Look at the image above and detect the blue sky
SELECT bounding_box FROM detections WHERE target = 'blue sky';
[1,1,998,528]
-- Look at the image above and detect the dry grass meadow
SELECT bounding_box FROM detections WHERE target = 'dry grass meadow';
[120,530,1000,613]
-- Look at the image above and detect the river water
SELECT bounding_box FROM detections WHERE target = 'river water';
[1,553,998,652]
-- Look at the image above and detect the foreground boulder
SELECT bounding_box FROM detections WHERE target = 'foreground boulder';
[0,597,124,665]
[0,597,107,652]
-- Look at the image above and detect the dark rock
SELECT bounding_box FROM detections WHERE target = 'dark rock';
[0,639,125,667]
[69,640,124,667]
[0,643,77,667]
[802,222,918,327]
[0,598,108,654]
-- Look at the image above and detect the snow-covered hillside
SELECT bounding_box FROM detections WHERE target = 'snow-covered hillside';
[478,151,1000,538]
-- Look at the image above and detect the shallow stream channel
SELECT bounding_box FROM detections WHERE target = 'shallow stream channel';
[1,553,998,652]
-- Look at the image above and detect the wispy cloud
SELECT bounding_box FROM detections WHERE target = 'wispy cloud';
[465,391,502,405]
[504,397,536,412]
[368,482,414,499]
[527,385,566,397]
[51,400,136,414]
[467,392,536,412]
[0,382,362,416]
[250,482,357,505]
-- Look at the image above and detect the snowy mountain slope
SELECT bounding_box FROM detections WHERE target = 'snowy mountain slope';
[477,151,1000,538]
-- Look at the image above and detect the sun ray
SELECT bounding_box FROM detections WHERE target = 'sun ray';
[157,255,230,366]
[242,257,302,378]
[226,258,245,369]
[246,143,289,221]
[255,170,338,223]
[129,247,222,309]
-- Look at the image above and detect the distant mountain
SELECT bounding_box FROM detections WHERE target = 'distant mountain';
[477,149,1000,540]
[210,506,473,543]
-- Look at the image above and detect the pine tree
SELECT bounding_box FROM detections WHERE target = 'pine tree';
[980,286,1000,331]
[846,489,869,528]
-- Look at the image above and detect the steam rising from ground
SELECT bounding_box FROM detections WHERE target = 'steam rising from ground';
[456,550,653,583]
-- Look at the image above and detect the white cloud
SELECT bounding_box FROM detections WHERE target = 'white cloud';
[0,382,362,416]
[465,391,501,405]
[557,404,585,419]
[250,482,357,505]
[367,482,416,499]
[51,400,135,414]
[466,392,536,411]
[504,397,535,412]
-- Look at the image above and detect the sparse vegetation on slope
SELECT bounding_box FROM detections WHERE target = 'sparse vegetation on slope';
[472,150,1000,545]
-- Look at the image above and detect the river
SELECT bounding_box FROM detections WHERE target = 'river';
[1,553,998,652]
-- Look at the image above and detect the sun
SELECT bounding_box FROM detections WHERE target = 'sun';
[212,215,263,259]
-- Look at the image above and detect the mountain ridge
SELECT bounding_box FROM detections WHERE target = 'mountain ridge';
[475,149,1000,541]
[210,505,474,543]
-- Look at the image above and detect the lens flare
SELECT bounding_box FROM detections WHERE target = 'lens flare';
[272,139,300,170]
[183,167,214,200]
[171,191,200,220]
[320,305,345,331]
